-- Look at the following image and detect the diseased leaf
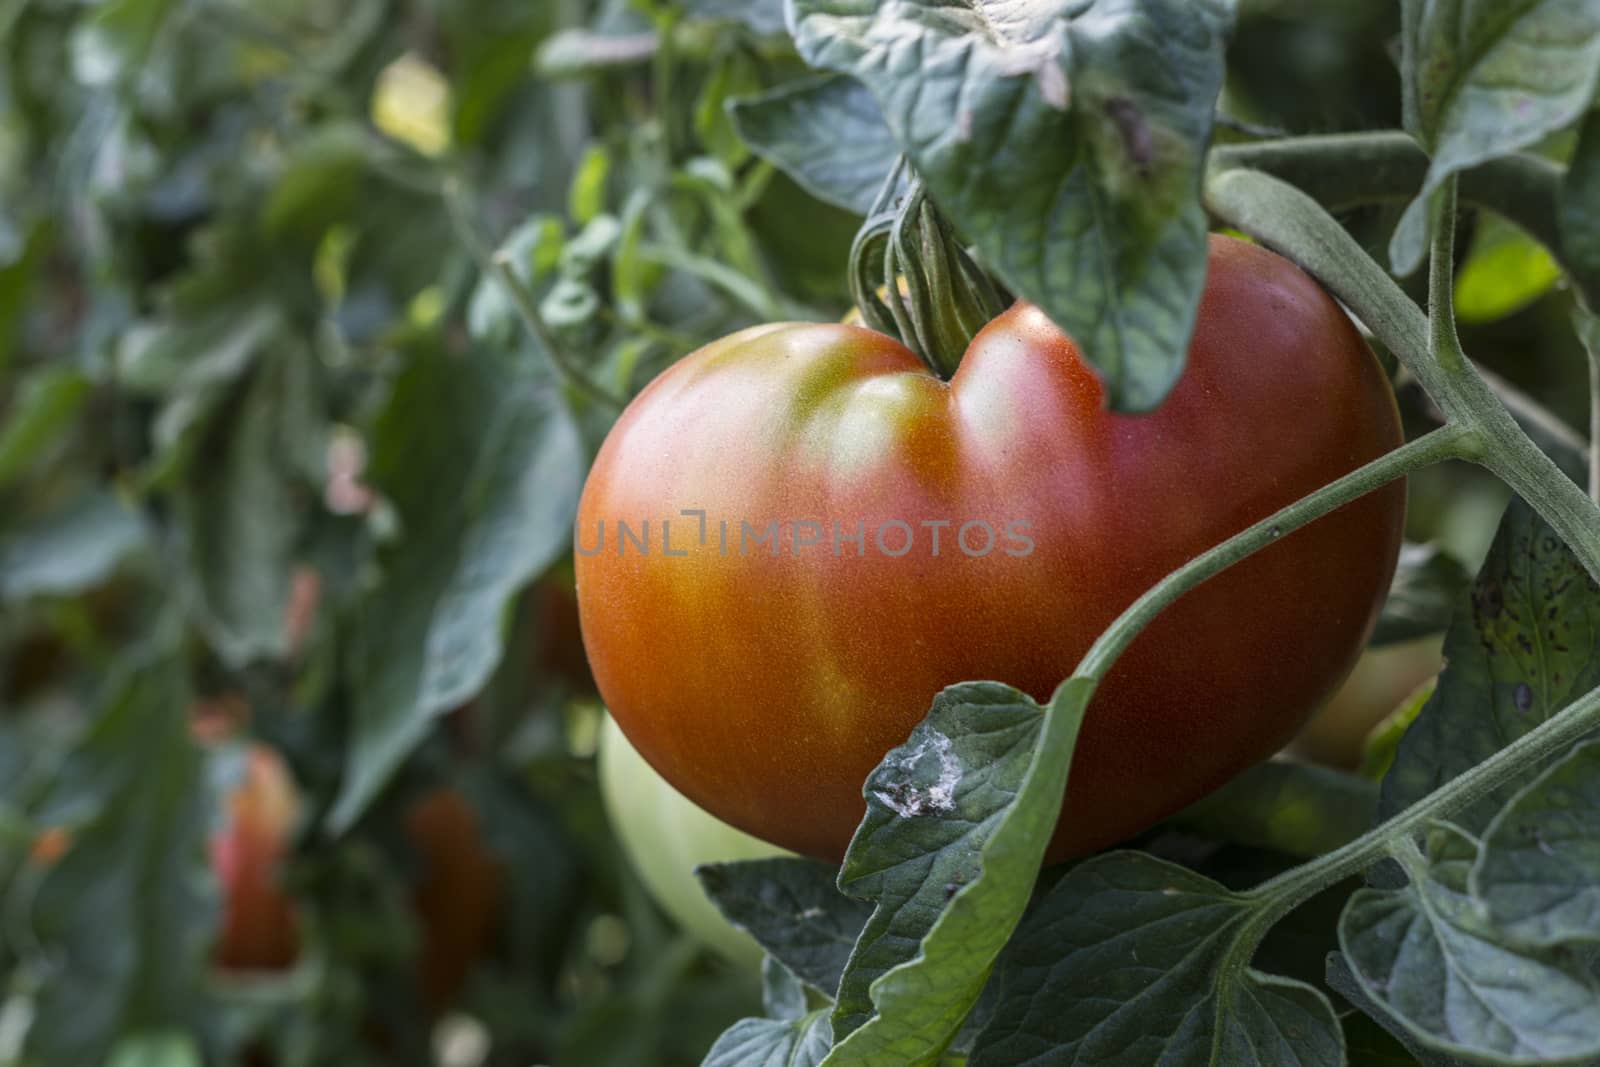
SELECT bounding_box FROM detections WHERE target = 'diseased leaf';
[971,852,1343,1067]
[1391,0,1600,274]
[788,0,1232,412]
[329,346,583,830]
[696,857,873,997]
[729,75,899,215]
[1379,496,1600,832]
[822,680,1091,1065]
[1472,741,1600,948]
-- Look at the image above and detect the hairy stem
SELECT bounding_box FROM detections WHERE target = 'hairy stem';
[1248,680,1600,904]
[1205,167,1600,583]
[444,179,626,410]
[1210,132,1592,307]
[1590,338,1600,503]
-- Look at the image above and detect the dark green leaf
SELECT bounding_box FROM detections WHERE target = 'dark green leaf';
[695,857,872,997]
[330,347,583,830]
[971,852,1343,1067]
[1371,542,1474,647]
[825,680,1091,1063]
[729,75,898,215]
[0,491,147,602]
[1379,497,1600,832]
[0,366,92,490]
[174,350,322,667]
[1471,741,1600,948]
[1338,827,1600,1065]
[1561,110,1600,305]
[789,0,1232,411]
[1391,0,1600,274]
[22,650,218,1065]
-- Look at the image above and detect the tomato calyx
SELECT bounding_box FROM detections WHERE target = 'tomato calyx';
[849,164,1011,379]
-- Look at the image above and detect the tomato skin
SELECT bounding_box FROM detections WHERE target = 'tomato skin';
[212,746,302,970]
[576,234,1406,863]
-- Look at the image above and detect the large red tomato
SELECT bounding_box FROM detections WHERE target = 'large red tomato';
[576,234,1406,863]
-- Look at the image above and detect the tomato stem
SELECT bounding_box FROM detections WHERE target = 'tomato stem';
[443,178,627,411]
[1073,425,1473,687]
[1244,681,1600,911]
[1210,132,1590,309]
[848,166,1009,377]
[1205,166,1600,584]
[1585,320,1600,505]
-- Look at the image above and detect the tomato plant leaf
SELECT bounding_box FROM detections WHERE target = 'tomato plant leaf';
[0,366,92,490]
[0,490,146,602]
[1390,0,1600,275]
[1338,817,1600,1064]
[19,649,218,1065]
[701,1010,834,1067]
[172,349,322,668]
[69,0,179,88]
[1371,541,1474,647]
[1454,214,1564,324]
[1470,741,1600,949]
[696,857,874,997]
[329,346,583,831]
[684,0,789,37]
[788,0,1232,412]
[970,852,1344,1067]
[765,957,812,1022]
[822,679,1091,1064]
[1379,496,1600,832]
[728,74,899,216]
[1564,110,1600,308]
[1325,954,1479,1067]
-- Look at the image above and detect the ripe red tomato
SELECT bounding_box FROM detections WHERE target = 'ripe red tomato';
[575,234,1406,863]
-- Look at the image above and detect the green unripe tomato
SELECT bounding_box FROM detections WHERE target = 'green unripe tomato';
[598,713,789,967]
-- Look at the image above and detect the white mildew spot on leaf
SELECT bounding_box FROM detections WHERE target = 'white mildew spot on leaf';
[872,731,960,818]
